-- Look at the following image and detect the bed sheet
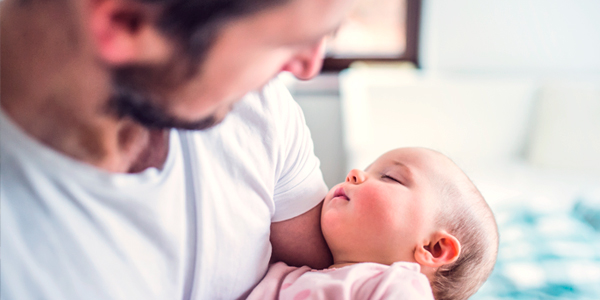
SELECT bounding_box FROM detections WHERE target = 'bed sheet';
[469,163,600,300]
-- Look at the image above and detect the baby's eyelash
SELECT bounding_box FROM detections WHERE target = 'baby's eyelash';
[381,174,402,185]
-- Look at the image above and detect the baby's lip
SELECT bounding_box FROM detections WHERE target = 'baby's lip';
[333,187,349,201]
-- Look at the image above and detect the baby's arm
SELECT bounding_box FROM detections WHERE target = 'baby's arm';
[250,262,435,300]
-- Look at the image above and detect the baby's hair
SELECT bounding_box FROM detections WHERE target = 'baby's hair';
[430,174,499,300]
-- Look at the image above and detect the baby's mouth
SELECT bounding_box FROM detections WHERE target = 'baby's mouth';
[333,187,349,201]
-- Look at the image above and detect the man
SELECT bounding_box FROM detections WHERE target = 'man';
[0,0,355,298]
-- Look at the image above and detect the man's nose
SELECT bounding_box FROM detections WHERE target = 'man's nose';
[346,169,366,184]
[281,37,326,80]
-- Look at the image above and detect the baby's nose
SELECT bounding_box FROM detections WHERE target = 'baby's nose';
[346,169,366,184]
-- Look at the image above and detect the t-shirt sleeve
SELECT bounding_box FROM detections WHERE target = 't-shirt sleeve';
[266,79,328,222]
[246,262,311,300]
[356,264,435,300]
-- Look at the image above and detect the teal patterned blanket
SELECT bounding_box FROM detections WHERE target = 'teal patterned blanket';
[472,192,600,300]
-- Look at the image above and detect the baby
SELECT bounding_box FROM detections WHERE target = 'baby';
[248,147,498,300]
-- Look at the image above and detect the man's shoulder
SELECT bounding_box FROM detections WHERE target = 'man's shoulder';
[237,77,296,117]
[185,77,301,140]
[176,78,294,164]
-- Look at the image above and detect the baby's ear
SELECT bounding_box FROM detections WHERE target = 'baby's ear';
[414,231,461,268]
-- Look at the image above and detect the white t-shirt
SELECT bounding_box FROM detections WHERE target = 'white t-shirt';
[0,79,328,300]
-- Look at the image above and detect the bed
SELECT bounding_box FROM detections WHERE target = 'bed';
[338,67,600,299]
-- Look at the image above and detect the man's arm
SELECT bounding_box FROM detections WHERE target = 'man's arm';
[270,201,333,269]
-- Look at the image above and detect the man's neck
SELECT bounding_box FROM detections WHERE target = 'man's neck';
[2,100,171,173]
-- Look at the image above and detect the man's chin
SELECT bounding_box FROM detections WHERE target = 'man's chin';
[160,114,222,131]
[132,110,224,131]
[108,94,225,131]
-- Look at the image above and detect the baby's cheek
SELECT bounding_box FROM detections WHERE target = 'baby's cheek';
[354,188,398,224]
[321,209,342,238]
[354,186,391,211]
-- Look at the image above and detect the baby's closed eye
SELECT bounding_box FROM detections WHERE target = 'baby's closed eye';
[381,174,403,185]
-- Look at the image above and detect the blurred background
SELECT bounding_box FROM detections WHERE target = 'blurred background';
[282,0,600,299]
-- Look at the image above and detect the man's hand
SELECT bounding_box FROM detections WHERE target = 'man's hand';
[270,201,333,269]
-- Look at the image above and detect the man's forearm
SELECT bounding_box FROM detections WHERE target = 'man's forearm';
[269,201,333,269]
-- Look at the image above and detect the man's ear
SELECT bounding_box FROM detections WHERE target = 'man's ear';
[89,0,172,65]
[414,231,461,268]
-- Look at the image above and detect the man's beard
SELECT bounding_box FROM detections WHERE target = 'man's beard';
[108,84,220,130]
[106,62,223,131]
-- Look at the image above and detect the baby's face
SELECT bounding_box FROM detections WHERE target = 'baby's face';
[321,148,455,265]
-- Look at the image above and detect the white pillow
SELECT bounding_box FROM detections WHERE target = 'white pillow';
[340,69,538,172]
[527,80,600,175]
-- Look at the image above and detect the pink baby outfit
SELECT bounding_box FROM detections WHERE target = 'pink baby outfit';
[247,261,435,300]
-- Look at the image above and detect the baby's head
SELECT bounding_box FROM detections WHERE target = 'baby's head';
[321,147,498,300]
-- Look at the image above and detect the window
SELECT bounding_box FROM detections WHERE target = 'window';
[322,0,421,71]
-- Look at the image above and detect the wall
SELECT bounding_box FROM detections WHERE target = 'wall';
[419,0,600,74]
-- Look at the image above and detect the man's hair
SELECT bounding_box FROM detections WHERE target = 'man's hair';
[140,0,293,66]
[430,171,499,300]
[22,0,293,71]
